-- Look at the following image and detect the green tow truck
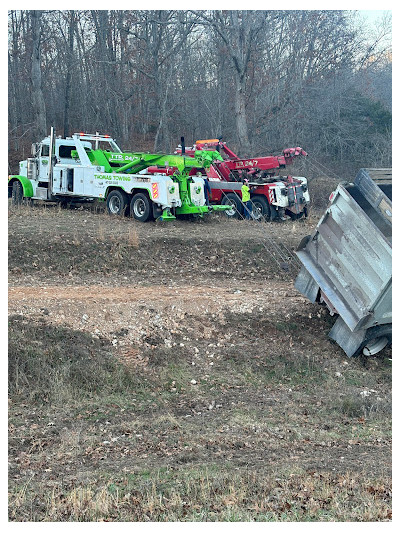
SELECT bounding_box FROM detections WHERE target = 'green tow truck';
[8,129,229,222]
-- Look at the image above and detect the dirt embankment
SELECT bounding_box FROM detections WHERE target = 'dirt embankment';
[8,204,391,522]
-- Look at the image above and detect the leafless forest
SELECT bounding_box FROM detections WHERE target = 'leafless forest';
[8,10,391,178]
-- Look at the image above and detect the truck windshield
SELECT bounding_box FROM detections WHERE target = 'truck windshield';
[41,145,49,157]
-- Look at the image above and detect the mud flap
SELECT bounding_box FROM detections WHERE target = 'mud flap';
[153,204,163,219]
[269,204,278,221]
[328,316,366,357]
[294,265,319,303]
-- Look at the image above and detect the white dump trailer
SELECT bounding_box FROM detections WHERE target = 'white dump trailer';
[295,168,392,357]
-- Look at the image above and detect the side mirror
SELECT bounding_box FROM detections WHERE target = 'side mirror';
[31,143,38,156]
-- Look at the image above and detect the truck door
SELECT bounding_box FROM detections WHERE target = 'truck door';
[38,143,51,180]
[55,143,87,195]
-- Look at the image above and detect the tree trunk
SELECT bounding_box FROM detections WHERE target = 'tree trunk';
[30,11,47,138]
[234,76,251,156]
[63,11,76,138]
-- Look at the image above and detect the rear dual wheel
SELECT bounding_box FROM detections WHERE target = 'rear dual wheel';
[106,189,130,216]
[221,193,272,221]
[106,190,154,222]
[130,192,153,222]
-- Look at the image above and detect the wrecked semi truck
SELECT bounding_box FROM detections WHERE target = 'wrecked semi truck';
[295,168,392,357]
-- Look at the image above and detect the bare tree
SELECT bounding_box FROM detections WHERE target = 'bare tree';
[197,10,270,155]
[63,11,76,137]
[127,10,200,151]
[30,10,47,138]
[7,9,392,176]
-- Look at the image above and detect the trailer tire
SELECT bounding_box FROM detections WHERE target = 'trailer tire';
[251,195,271,221]
[358,325,392,357]
[287,211,304,220]
[221,193,243,218]
[11,180,24,205]
[130,192,153,222]
[297,235,311,251]
[106,189,130,216]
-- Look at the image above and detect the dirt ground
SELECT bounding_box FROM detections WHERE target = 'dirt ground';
[8,203,392,521]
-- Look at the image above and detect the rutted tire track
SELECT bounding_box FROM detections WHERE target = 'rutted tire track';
[8,282,302,304]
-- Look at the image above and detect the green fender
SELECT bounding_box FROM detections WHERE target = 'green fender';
[8,175,34,198]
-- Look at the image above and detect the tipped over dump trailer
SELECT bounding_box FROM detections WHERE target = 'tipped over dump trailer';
[295,168,392,357]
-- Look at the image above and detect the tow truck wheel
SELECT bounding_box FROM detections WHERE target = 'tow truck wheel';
[130,192,153,222]
[251,196,271,221]
[11,180,23,205]
[106,189,130,216]
[221,194,243,218]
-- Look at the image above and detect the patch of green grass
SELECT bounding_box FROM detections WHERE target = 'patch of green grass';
[254,355,328,388]
[317,385,392,423]
[158,362,196,394]
[8,316,140,406]
[320,419,391,443]
[274,321,299,332]
[342,371,366,387]
[249,244,264,253]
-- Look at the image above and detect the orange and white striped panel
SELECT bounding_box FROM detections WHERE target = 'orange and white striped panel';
[152,183,159,200]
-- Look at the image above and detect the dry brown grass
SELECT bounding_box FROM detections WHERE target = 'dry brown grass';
[8,202,391,522]
[9,467,391,522]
